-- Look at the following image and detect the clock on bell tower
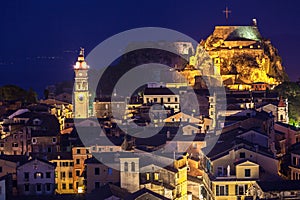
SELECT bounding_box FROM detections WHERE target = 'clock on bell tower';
[73,48,90,118]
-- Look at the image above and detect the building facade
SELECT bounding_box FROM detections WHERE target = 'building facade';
[17,158,55,195]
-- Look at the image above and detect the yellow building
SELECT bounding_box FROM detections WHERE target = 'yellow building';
[143,87,181,113]
[203,160,258,200]
[164,112,200,124]
[72,146,92,193]
[289,148,300,180]
[139,153,189,200]
[201,127,280,200]
[50,154,75,194]
[40,99,73,131]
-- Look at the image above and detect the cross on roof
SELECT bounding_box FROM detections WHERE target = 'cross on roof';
[223,6,231,20]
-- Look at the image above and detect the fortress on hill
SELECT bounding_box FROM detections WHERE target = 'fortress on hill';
[94,19,288,93]
[186,19,288,90]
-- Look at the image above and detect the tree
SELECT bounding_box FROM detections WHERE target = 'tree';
[26,88,38,104]
[43,89,49,99]
[0,85,27,101]
[0,85,38,104]
[274,82,300,126]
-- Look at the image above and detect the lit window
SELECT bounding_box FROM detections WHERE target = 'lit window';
[193,143,197,149]
[216,185,228,196]
[12,143,18,147]
[61,172,66,178]
[34,172,43,179]
[235,184,248,195]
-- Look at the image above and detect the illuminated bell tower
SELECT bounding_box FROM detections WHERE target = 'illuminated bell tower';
[73,48,89,118]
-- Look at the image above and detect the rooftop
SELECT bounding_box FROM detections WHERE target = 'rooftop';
[213,26,262,41]
[257,180,300,192]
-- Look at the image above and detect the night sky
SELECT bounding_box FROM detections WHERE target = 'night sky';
[1,0,300,96]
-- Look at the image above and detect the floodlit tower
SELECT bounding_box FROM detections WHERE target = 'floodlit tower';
[73,48,89,119]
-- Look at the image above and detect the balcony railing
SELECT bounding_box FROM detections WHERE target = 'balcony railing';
[215,175,237,180]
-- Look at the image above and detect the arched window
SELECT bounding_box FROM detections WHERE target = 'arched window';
[280,114,283,121]
[131,162,135,172]
[124,162,128,172]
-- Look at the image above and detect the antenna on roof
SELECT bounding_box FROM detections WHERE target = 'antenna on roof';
[173,151,176,162]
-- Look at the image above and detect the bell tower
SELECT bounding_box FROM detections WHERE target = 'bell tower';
[73,48,89,118]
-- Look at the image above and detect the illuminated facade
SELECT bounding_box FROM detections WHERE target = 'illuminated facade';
[72,146,92,193]
[16,158,56,195]
[195,22,288,90]
[139,154,189,199]
[50,156,75,194]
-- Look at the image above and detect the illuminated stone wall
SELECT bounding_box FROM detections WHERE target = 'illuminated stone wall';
[197,25,288,88]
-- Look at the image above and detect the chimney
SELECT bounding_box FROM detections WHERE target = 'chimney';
[167,131,170,139]
[252,18,257,26]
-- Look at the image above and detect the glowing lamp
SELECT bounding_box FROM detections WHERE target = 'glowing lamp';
[74,62,80,69]
[78,187,84,193]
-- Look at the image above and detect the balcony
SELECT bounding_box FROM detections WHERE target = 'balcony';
[215,175,237,180]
